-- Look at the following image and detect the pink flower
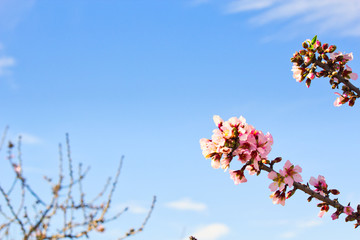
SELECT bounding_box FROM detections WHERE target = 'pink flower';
[270,190,286,206]
[279,160,302,188]
[318,204,329,218]
[200,139,217,159]
[291,64,303,82]
[313,40,321,49]
[330,51,354,62]
[318,210,326,218]
[13,163,21,176]
[309,175,328,196]
[268,171,285,192]
[331,212,339,220]
[229,170,247,184]
[344,206,354,216]
[213,115,223,127]
[345,65,358,80]
[333,92,348,107]
[308,72,315,80]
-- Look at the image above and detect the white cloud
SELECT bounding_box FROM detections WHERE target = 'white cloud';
[0,56,15,76]
[279,231,296,239]
[113,202,148,214]
[226,0,280,13]
[225,0,360,37]
[296,219,322,228]
[188,223,229,240]
[165,198,207,211]
[18,133,42,145]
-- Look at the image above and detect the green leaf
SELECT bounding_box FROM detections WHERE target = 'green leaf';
[311,35,317,45]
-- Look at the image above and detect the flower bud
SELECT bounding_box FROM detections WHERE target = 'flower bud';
[345,214,356,222]
[302,41,309,48]
[348,97,356,107]
[299,50,306,55]
[273,157,282,163]
[305,79,311,88]
[286,189,296,199]
[307,196,313,202]
[329,189,340,195]
[322,43,328,50]
[328,45,337,53]
[308,72,315,80]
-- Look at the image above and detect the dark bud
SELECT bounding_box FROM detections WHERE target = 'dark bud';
[189,237,198,240]
[345,215,356,222]
[329,189,340,195]
[302,41,309,49]
[286,189,296,199]
[273,157,282,163]
[299,50,307,55]
[328,45,337,53]
[307,196,313,202]
[322,43,329,50]
[8,141,14,149]
[305,78,311,88]
[348,97,356,107]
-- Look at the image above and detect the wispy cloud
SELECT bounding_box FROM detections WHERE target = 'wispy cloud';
[113,202,149,214]
[0,0,36,30]
[0,56,15,76]
[187,223,229,240]
[275,218,322,239]
[225,0,360,37]
[165,198,207,212]
[18,133,42,145]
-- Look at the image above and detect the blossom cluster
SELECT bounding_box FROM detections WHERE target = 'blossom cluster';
[201,115,360,227]
[290,36,359,107]
[200,115,273,183]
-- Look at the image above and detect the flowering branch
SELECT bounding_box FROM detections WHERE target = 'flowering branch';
[200,115,360,228]
[291,35,359,106]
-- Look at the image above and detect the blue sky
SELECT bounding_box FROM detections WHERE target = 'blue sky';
[0,0,360,239]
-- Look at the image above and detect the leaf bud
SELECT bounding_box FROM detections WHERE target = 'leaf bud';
[273,157,282,163]
[307,196,313,202]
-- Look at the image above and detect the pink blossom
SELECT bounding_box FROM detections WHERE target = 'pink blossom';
[13,164,21,176]
[345,65,358,80]
[291,64,303,82]
[268,171,285,192]
[270,190,285,206]
[279,160,302,188]
[333,92,349,107]
[313,40,321,49]
[318,210,326,218]
[229,170,247,184]
[200,138,217,159]
[330,51,354,62]
[344,206,354,216]
[246,165,257,175]
[309,175,328,196]
[213,115,223,127]
[331,212,339,220]
[308,72,315,80]
[220,156,233,171]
